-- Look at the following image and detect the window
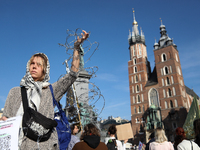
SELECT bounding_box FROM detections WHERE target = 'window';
[162,53,167,62]
[139,74,141,81]
[133,46,136,56]
[166,77,170,85]
[177,66,181,75]
[135,75,138,82]
[175,53,179,62]
[162,79,165,86]
[170,100,173,108]
[165,101,168,109]
[140,84,143,91]
[131,76,134,83]
[138,106,141,113]
[139,45,142,55]
[164,66,169,75]
[134,107,137,113]
[168,88,172,97]
[149,88,159,107]
[134,58,136,64]
[171,76,174,84]
[132,86,134,93]
[175,99,178,107]
[134,66,137,73]
[137,95,141,103]
[141,94,144,102]
[163,89,166,98]
[142,105,145,112]
[136,85,140,92]
[173,87,176,96]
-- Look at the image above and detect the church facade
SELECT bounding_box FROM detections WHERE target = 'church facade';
[128,11,198,144]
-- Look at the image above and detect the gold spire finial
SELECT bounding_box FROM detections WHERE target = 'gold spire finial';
[132,8,135,13]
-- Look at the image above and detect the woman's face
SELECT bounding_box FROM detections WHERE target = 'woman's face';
[29,56,44,81]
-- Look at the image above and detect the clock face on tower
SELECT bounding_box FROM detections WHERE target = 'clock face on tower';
[150,88,159,107]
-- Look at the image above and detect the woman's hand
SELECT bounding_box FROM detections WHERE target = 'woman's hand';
[77,30,89,44]
[0,116,7,121]
[74,30,89,49]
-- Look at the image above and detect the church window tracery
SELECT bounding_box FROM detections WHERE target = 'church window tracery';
[149,88,159,107]
[137,95,141,103]
[161,53,167,62]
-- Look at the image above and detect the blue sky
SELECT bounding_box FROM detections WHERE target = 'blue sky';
[0,0,200,120]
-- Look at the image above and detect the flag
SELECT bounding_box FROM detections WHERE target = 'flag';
[183,96,200,139]
[138,141,143,150]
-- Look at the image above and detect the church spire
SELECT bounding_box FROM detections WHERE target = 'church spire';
[128,9,145,45]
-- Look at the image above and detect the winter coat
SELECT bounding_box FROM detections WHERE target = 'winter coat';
[3,71,78,150]
[72,135,108,150]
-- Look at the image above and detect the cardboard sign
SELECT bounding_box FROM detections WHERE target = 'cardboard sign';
[116,123,133,141]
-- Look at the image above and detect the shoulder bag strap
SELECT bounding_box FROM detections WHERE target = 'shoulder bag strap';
[21,86,29,112]
[190,141,193,150]
[49,84,62,111]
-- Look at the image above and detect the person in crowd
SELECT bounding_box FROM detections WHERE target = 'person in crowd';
[194,118,200,147]
[0,30,89,149]
[67,124,80,150]
[149,127,174,150]
[145,132,155,150]
[104,124,127,150]
[175,126,200,150]
[72,123,108,150]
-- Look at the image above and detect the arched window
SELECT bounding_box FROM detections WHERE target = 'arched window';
[173,87,176,96]
[170,100,173,108]
[168,88,172,97]
[139,45,142,55]
[135,75,138,82]
[175,99,178,107]
[162,53,167,62]
[138,106,141,113]
[134,107,137,113]
[137,95,141,103]
[135,66,137,73]
[163,89,166,98]
[175,53,179,62]
[171,76,174,84]
[149,88,159,107]
[164,66,169,75]
[165,101,168,109]
[136,85,140,92]
[134,58,136,64]
[139,74,141,81]
[166,77,170,85]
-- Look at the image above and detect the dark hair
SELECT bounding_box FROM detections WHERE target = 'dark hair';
[108,124,117,135]
[149,132,155,140]
[80,123,100,140]
[70,124,77,135]
[194,118,200,147]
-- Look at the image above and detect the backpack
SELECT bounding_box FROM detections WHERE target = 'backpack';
[107,139,117,150]
[49,85,71,150]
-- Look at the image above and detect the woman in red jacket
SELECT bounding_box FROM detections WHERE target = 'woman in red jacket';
[72,123,108,150]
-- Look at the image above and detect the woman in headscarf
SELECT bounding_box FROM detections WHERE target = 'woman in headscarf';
[0,30,89,150]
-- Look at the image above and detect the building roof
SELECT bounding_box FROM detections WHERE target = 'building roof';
[185,85,199,99]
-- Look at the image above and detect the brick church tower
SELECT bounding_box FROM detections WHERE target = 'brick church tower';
[128,11,197,144]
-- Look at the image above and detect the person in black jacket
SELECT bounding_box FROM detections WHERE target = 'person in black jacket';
[194,118,200,147]
[145,132,155,150]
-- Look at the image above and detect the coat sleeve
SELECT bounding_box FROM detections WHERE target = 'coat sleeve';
[51,70,78,102]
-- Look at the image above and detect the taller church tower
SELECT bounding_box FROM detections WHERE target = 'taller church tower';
[128,12,193,144]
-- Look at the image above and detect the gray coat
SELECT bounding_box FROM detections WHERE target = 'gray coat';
[3,71,78,150]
